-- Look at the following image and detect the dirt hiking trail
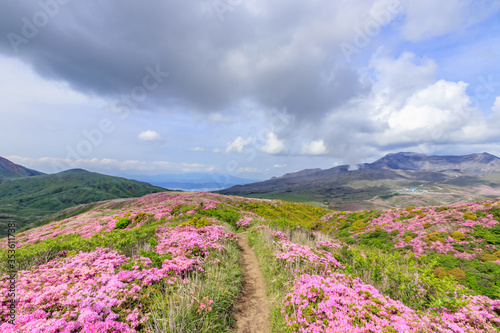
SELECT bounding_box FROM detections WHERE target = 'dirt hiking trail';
[234,233,270,333]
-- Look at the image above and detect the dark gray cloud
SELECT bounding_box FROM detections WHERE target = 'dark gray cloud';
[0,0,366,119]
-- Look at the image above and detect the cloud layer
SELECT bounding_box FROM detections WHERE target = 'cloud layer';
[1,0,500,177]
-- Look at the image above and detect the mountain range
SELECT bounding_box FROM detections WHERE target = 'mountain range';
[359,152,500,174]
[219,152,500,210]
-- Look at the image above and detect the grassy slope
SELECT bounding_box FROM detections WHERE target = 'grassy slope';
[0,171,167,237]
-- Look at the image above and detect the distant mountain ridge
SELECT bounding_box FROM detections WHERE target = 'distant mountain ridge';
[360,152,500,174]
[0,156,44,180]
[218,152,500,210]
[272,152,500,180]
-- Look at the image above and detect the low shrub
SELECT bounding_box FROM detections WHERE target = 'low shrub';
[451,231,465,241]
[482,253,498,262]
[447,267,466,282]
[134,212,149,223]
[463,212,477,221]
[202,208,240,228]
[116,217,131,229]
[182,217,212,228]
[425,232,440,243]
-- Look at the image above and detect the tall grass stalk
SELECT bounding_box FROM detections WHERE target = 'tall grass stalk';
[146,241,241,333]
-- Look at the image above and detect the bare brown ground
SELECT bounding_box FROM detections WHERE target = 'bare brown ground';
[234,233,270,333]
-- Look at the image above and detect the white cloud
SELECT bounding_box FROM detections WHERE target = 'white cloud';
[209,113,232,123]
[399,0,464,41]
[273,163,287,168]
[492,97,500,114]
[370,52,437,104]
[399,0,500,42]
[0,57,102,114]
[138,130,161,142]
[318,52,500,160]
[301,140,327,155]
[213,148,223,153]
[226,136,251,153]
[189,147,205,152]
[5,156,212,174]
[237,167,261,173]
[261,131,285,154]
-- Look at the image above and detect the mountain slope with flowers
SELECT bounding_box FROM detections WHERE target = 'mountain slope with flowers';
[1,192,499,332]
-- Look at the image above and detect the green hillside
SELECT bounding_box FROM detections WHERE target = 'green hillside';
[0,170,167,237]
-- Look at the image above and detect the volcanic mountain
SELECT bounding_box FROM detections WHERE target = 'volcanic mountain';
[360,152,500,174]
[218,152,500,210]
[0,156,44,180]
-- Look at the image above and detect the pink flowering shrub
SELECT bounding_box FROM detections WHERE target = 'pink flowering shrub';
[283,273,500,332]
[272,231,289,241]
[0,222,237,332]
[317,239,343,251]
[236,217,252,230]
[155,225,237,258]
[0,248,164,331]
[273,240,342,274]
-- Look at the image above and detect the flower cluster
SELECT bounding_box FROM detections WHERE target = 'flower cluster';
[197,296,214,313]
[0,222,237,332]
[236,217,252,229]
[155,225,237,258]
[0,248,160,331]
[283,273,500,332]
[272,233,342,274]
[316,239,343,251]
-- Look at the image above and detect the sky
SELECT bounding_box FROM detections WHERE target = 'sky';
[1,0,500,184]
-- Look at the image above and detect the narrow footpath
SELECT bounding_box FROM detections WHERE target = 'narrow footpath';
[234,233,270,333]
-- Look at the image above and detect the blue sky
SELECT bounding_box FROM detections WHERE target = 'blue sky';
[1,0,500,182]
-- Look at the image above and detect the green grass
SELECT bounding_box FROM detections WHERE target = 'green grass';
[238,190,319,204]
[236,200,329,228]
[146,242,242,332]
[336,245,469,311]
[247,228,294,333]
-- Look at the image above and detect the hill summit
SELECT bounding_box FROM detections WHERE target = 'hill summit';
[360,152,500,174]
[0,156,44,180]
